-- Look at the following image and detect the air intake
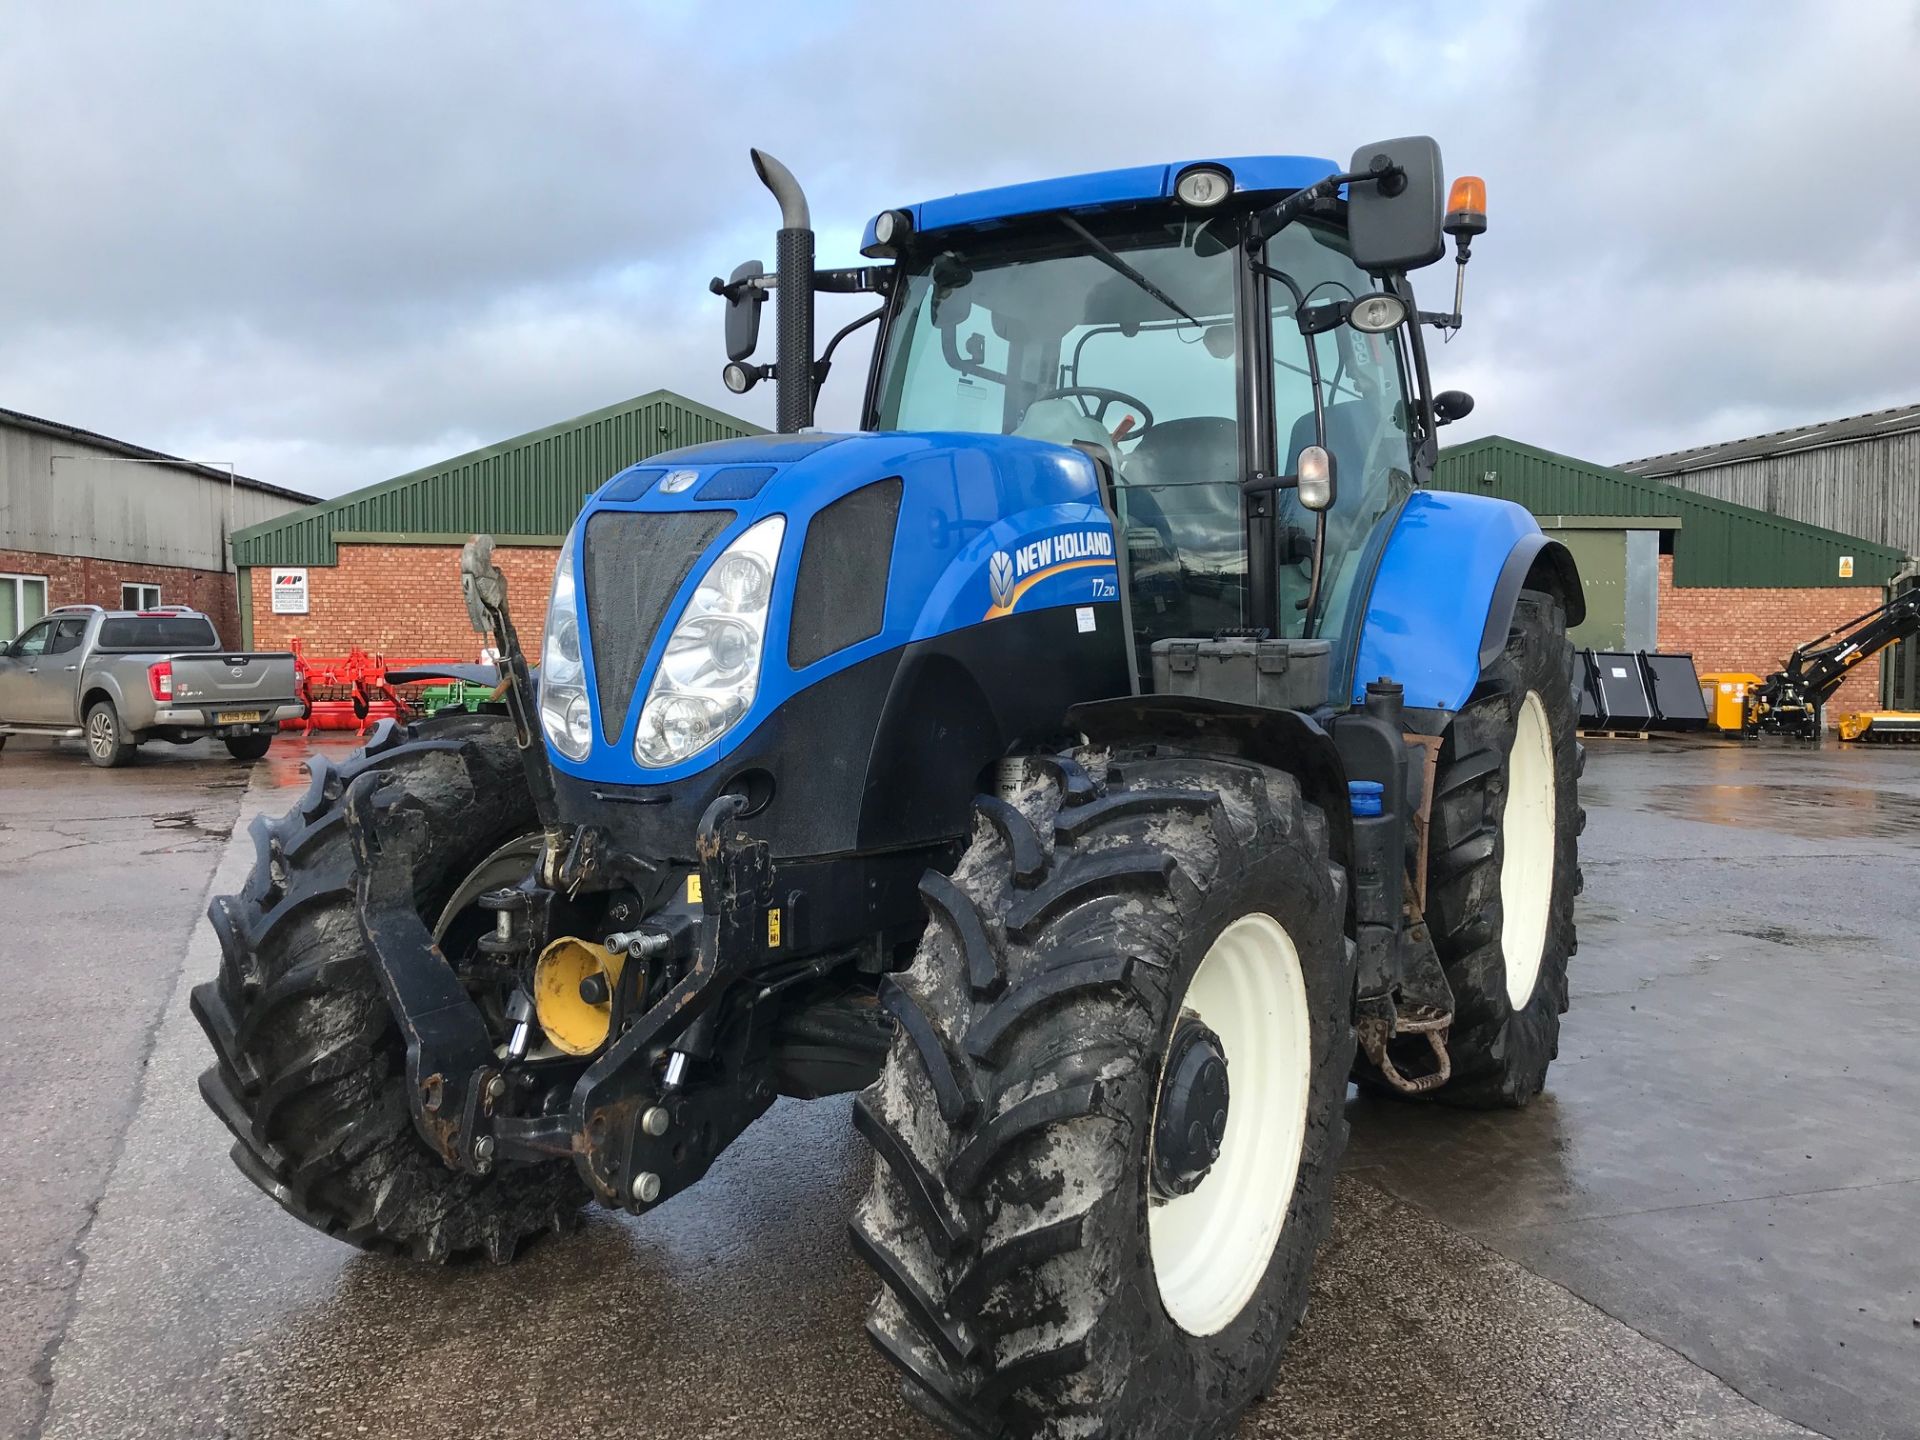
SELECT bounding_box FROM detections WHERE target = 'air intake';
[789,478,902,669]
[583,510,733,743]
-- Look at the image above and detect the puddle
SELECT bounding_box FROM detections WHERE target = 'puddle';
[1642,782,1920,840]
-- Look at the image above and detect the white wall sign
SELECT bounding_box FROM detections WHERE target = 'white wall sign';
[271,567,310,614]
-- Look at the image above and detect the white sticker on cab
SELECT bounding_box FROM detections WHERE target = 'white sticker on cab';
[1076,607,1095,633]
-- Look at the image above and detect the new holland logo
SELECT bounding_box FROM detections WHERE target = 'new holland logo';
[988,550,1016,609]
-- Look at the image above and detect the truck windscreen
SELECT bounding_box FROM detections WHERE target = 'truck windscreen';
[96,616,218,649]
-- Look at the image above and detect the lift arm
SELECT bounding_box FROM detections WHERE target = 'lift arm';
[1764,589,1920,710]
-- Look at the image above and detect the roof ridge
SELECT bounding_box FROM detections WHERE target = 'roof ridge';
[1618,400,1920,471]
[0,403,315,502]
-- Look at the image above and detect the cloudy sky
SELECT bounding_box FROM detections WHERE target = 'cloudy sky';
[4,1,1917,498]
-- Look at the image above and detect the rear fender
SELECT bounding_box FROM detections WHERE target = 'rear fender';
[1352,492,1583,711]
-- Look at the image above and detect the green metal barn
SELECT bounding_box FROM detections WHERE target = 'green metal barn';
[230,390,758,653]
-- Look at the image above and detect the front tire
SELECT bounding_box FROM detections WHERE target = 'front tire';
[852,747,1354,1439]
[85,699,135,767]
[191,712,589,1261]
[1423,588,1583,1107]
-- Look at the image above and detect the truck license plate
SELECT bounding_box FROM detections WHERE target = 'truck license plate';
[220,710,264,725]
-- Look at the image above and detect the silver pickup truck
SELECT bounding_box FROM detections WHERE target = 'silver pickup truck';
[0,605,302,766]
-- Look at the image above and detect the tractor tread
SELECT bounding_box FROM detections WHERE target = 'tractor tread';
[190,711,589,1263]
[851,746,1355,1439]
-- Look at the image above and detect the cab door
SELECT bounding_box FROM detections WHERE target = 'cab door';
[0,619,56,723]
[27,618,91,723]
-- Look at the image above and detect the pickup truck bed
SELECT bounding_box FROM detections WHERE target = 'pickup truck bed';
[0,606,303,766]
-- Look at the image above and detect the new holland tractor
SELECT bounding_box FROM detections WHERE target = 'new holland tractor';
[194,137,1584,1439]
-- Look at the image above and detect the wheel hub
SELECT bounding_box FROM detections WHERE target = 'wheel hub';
[1152,1015,1231,1198]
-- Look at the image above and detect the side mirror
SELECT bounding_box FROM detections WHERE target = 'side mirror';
[719,260,767,362]
[1434,390,1475,425]
[1345,136,1445,274]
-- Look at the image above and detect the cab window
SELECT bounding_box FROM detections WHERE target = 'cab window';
[10,620,52,657]
[47,618,87,655]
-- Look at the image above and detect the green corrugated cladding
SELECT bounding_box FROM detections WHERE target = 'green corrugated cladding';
[230,390,760,568]
[1433,435,1905,588]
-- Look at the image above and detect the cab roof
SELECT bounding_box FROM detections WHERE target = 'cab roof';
[862,154,1338,251]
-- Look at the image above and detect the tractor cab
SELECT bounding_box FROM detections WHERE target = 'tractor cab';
[720,144,1482,706]
[868,168,1411,691]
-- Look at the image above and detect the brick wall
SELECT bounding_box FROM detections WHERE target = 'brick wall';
[247,542,559,661]
[1656,555,1882,718]
[0,545,239,643]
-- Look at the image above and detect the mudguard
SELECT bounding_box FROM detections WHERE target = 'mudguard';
[1352,491,1583,711]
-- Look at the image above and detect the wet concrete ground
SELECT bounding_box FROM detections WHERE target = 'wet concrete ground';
[4,731,1915,1438]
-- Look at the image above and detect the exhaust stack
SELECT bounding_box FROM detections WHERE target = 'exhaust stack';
[750,149,815,432]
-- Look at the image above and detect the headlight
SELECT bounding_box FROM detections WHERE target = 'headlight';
[539,526,591,761]
[635,515,785,768]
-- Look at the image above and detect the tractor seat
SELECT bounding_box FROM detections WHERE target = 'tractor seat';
[1013,398,1125,475]
[1122,416,1240,490]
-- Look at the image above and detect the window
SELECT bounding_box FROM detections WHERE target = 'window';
[95,614,218,650]
[47,618,88,655]
[122,583,163,610]
[1263,224,1414,686]
[10,619,52,657]
[1,573,48,643]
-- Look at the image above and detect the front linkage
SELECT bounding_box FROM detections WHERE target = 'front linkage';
[348,538,791,1211]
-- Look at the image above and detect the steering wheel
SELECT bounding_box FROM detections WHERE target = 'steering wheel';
[1036,385,1155,438]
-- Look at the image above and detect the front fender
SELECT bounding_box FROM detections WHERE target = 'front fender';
[1352,491,1583,711]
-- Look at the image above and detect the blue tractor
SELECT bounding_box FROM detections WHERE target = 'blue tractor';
[196,138,1583,1438]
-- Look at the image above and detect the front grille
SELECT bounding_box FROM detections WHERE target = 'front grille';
[583,509,733,743]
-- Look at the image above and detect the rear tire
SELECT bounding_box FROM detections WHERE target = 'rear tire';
[191,712,589,1261]
[1422,588,1583,1107]
[223,733,274,762]
[85,700,135,768]
[852,746,1354,1439]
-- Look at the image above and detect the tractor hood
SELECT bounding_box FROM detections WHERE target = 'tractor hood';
[551,429,1124,790]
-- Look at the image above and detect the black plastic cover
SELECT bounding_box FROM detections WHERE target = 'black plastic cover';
[788,478,902,670]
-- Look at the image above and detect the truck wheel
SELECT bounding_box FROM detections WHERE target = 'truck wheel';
[191,712,589,1261]
[1421,588,1583,1107]
[852,747,1354,1440]
[223,733,274,762]
[85,699,136,768]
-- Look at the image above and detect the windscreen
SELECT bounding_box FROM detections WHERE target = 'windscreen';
[96,615,219,649]
[872,215,1250,642]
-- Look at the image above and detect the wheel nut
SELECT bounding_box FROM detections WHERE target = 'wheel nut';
[632,1171,662,1203]
[642,1105,671,1137]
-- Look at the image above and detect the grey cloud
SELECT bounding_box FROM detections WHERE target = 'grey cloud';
[2,0,1916,495]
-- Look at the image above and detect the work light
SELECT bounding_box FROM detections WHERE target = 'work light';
[1174,164,1233,208]
[1347,292,1407,333]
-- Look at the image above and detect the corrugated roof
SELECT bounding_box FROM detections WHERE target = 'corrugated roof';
[0,403,316,502]
[1435,435,1905,588]
[231,389,760,569]
[1618,402,1920,475]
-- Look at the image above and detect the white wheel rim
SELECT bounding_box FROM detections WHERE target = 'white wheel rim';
[1499,690,1557,1009]
[89,712,112,755]
[1149,912,1312,1337]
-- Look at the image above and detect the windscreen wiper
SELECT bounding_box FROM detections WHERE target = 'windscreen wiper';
[1059,216,1199,326]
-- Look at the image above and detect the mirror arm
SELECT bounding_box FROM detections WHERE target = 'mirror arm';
[1246,165,1383,244]
[812,266,890,295]
[1393,273,1440,468]
[813,306,885,403]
